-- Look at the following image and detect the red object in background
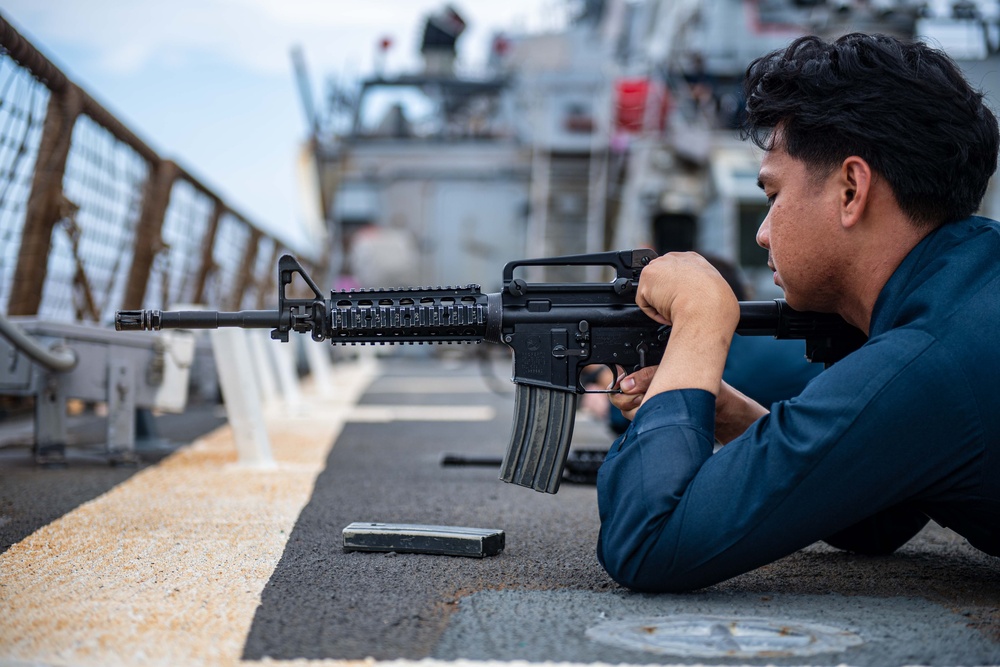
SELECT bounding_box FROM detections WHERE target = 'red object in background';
[615,78,671,133]
[493,34,511,57]
[379,36,393,52]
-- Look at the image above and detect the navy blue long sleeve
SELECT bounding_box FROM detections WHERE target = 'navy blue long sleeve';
[596,217,1000,592]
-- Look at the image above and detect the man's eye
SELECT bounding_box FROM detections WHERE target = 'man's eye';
[766,194,777,207]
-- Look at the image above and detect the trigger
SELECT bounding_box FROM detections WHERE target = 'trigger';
[606,362,626,391]
[635,342,648,371]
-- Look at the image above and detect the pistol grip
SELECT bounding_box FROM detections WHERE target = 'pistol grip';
[500,384,578,493]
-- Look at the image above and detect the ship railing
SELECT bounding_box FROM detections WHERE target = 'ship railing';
[0,13,330,465]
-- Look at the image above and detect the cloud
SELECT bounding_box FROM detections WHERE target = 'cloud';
[3,0,569,78]
[0,0,570,245]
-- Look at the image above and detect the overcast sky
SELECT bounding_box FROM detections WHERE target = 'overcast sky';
[2,0,571,250]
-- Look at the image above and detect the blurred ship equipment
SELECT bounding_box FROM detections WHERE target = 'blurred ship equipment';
[298,0,999,299]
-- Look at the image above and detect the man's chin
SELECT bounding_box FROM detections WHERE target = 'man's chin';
[773,278,826,313]
[782,292,807,311]
[784,293,834,315]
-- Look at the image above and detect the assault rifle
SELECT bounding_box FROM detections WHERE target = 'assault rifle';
[116,249,865,493]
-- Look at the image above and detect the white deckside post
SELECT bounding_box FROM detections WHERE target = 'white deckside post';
[209,328,275,467]
[301,335,335,397]
[246,329,280,410]
[267,331,304,415]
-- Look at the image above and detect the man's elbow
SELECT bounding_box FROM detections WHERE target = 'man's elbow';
[598,538,703,593]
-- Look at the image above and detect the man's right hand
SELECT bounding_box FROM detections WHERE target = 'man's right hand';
[611,368,769,443]
[610,365,657,421]
[629,253,740,407]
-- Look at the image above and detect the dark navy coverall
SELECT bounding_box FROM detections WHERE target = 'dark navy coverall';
[596,216,1000,592]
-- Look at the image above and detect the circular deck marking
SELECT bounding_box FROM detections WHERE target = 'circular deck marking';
[585,615,864,658]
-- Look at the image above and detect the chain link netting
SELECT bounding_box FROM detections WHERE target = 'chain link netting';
[142,178,216,310]
[205,211,252,311]
[242,234,278,310]
[0,20,293,322]
[37,114,148,322]
[0,52,48,315]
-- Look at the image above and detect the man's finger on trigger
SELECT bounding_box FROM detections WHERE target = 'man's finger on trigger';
[619,375,635,392]
[624,364,659,391]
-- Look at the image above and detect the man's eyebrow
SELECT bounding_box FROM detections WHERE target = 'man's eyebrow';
[756,171,772,191]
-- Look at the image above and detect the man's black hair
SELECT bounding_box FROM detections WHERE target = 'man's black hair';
[742,33,999,227]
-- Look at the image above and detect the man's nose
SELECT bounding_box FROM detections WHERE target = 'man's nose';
[756,215,770,249]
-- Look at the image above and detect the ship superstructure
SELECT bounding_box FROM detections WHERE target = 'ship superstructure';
[303,0,1000,294]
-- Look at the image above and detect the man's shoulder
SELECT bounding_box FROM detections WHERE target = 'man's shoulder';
[946,215,1000,244]
[876,216,1000,330]
[969,215,1000,228]
[934,217,1000,314]
[924,216,1000,253]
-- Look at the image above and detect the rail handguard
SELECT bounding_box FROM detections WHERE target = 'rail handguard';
[116,250,866,493]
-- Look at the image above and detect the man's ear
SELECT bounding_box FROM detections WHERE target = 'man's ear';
[839,156,872,229]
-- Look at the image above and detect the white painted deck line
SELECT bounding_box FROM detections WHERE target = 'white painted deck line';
[0,359,381,667]
[364,377,512,394]
[347,405,496,422]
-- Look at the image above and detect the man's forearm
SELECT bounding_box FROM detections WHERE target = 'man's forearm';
[642,318,733,406]
[715,381,769,444]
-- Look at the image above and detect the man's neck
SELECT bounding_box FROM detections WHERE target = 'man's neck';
[836,216,932,335]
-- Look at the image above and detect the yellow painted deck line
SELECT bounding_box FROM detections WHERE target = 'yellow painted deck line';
[0,359,380,667]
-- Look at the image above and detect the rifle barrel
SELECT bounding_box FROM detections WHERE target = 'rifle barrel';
[115,309,280,331]
[735,301,784,334]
